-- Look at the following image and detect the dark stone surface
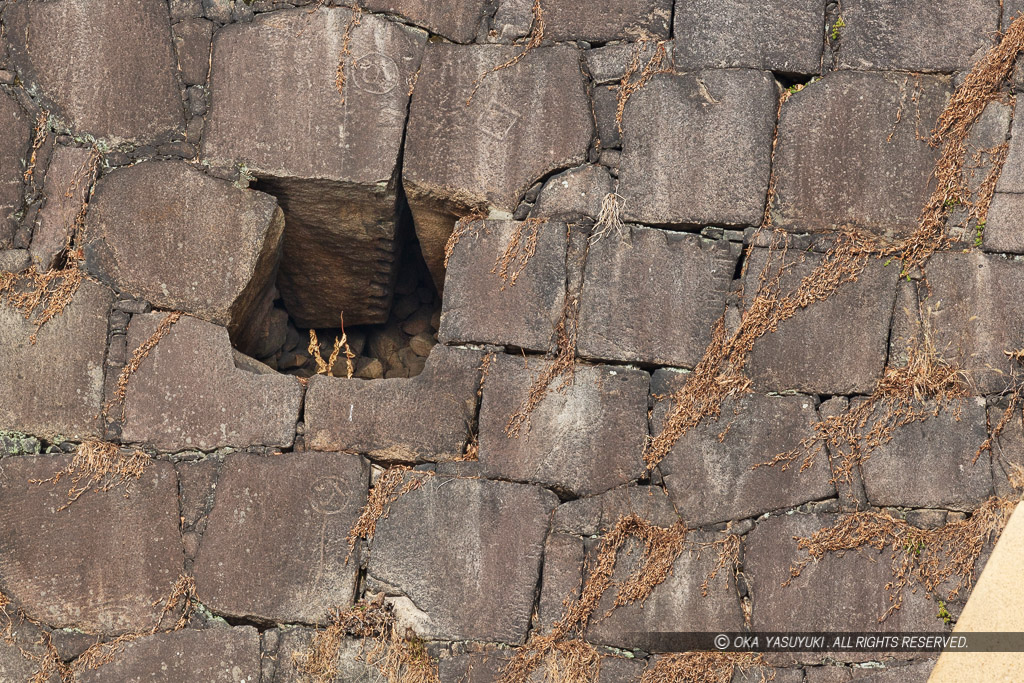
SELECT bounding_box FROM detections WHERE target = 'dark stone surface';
[366,475,557,643]
[861,400,993,510]
[743,247,900,395]
[0,279,112,440]
[0,456,183,634]
[78,627,260,682]
[305,345,482,461]
[403,44,592,288]
[837,0,999,72]
[539,0,672,42]
[553,485,680,536]
[203,8,426,327]
[2,0,184,142]
[618,70,777,227]
[85,161,285,357]
[656,387,835,525]
[194,452,367,624]
[477,354,649,496]
[0,90,30,246]
[361,0,488,42]
[578,227,739,368]
[30,145,95,269]
[771,72,949,235]
[439,220,567,353]
[537,532,584,631]
[172,18,214,87]
[673,0,825,74]
[267,627,377,682]
[122,313,303,451]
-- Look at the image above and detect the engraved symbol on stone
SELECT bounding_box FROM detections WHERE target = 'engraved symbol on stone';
[353,52,400,95]
[310,476,347,515]
[478,101,520,141]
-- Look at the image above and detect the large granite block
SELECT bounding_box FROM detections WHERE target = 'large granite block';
[85,161,284,357]
[553,485,680,536]
[267,628,377,682]
[203,8,426,327]
[2,0,184,142]
[366,476,557,643]
[193,452,367,624]
[361,0,487,42]
[578,227,739,368]
[743,248,900,395]
[983,192,1024,253]
[0,279,112,440]
[0,91,30,246]
[403,44,592,289]
[0,457,182,634]
[122,314,303,451]
[538,0,672,43]
[617,70,777,227]
[771,72,949,235]
[439,220,567,353]
[477,354,649,496]
[305,345,482,461]
[673,0,825,74]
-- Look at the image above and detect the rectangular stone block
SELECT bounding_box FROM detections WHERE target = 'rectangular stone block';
[30,145,95,270]
[983,192,1024,253]
[578,227,739,368]
[618,69,777,227]
[537,532,584,631]
[0,91,31,246]
[553,485,680,536]
[268,628,377,682]
[477,354,649,496]
[361,0,487,42]
[538,0,672,42]
[743,247,899,395]
[193,452,367,624]
[771,72,949,235]
[305,345,482,461]
[439,220,567,352]
[172,18,215,86]
[673,0,825,74]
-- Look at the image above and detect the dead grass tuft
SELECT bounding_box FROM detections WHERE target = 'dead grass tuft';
[31,441,150,510]
[615,39,673,135]
[310,313,356,378]
[467,0,544,105]
[492,217,546,290]
[23,110,49,185]
[346,466,432,559]
[640,652,772,683]
[335,7,362,103]
[977,349,1024,462]
[443,211,487,269]
[591,193,625,242]
[106,311,182,422]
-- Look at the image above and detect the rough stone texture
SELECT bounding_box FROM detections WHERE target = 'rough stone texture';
[0,279,111,440]
[0,90,30,246]
[2,0,184,142]
[78,627,260,682]
[673,0,825,74]
[983,191,1024,253]
[585,42,666,85]
[403,44,592,289]
[991,402,1024,498]
[538,0,672,42]
[578,228,739,368]
[537,532,584,630]
[122,313,303,451]
[172,18,214,86]
[617,70,777,227]
[771,72,949,235]
[203,8,426,327]
[439,220,567,352]
[438,648,646,682]
[532,164,614,220]
[30,145,94,269]
[892,252,1024,394]
[655,386,835,525]
[804,660,936,682]
[85,161,285,357]
[861,400,993,510]
[194,452,367,624]
[268,628,377,682]
[746,513,939,631]
[305,345,482,461]
[477,354,649,496]
[0,457,182,633]
[837,0,999,73]
[361,0,487,42]
[366,476,557,643]
[553,485,680,536]
[743,247,900,395]
[0,610,52,681]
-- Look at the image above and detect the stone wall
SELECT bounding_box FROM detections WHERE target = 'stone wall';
[1,0,1023,681]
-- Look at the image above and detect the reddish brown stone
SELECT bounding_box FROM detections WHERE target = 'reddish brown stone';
[0,91,30,246]
[29,145,95,269]
[172,18,214,86]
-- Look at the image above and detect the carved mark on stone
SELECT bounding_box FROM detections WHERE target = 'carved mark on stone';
[310,475,348,515]
[352,52,400,95]
[478,101,520,141]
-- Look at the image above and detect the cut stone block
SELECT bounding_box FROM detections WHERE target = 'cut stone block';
[655,386,835,525]
[584,41,667,85]
[861,400,993,510]
[439,220,567,352]
[673,0,825,74]
[578,227,739,368]
[305,345,482,461]
[366,476,557,643]
[78,627,260,682]
[30,145,95,269]
[193,452,367,624]
[745,513,939,631]
[0,279,112,440]
[403,44,592,289]
[361,0,488,42]
[84,160,285,357]
[617,70,777,227]
[984,192,1024,253]
[537,532,584,631]
[268,628,377,682]
[0,456,182,634]
[477,354,649,496]
[122,313,303,451]
[743,247,900,395]
[0,91,30,246]
[553,485,680,536]
[172,18,215,86]
[438,648,645,682]
[2,0,184,142]
[771,72,949,235]
[203,8,426,327]
[538,0,672,42]
[837,0,999,73]
[803,660,936,682]
[532,165,614,220]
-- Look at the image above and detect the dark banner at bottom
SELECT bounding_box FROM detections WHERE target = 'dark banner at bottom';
[634,632,1024,653]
